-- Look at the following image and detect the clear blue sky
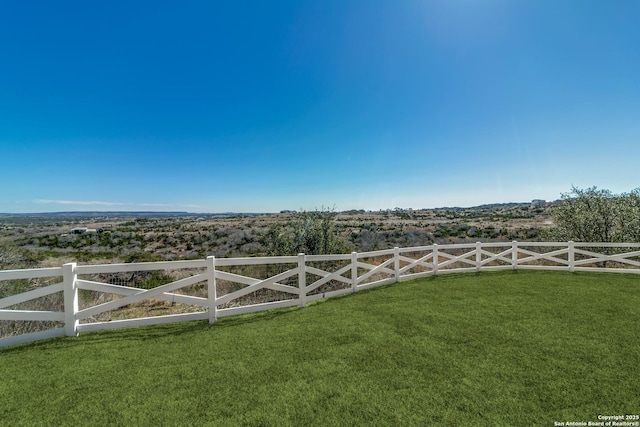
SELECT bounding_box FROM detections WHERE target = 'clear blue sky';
[1,1,639,213]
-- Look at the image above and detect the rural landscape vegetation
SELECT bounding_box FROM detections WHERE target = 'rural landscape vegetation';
[0,200,552,267]
[2,186,640,270]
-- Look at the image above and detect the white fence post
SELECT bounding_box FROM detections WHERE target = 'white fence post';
[351,252,358,292]
[394,247,400,282]
[207,256,217,324]
[476,242,482,272]
[63,262,78,337]
[433,244,439,275]
[512,241,518,270]
[298,253,306,307]
[568,241,575,272]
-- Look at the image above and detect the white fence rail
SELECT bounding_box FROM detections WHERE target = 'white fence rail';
[2,241,640,348]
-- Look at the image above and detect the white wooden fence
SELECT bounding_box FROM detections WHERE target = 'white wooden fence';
[2,241,639,348]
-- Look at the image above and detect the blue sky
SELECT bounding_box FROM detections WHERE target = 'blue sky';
[1,1,639,213]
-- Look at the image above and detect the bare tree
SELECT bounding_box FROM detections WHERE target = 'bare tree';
[263,208,352,256]
[551,186,640,243]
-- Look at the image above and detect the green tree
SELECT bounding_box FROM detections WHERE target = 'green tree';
[263,208,352,255]
[551,186,640,242]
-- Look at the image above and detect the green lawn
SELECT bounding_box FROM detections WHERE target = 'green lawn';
[1,270,639,426]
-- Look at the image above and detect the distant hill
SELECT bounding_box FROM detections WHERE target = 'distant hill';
[0,211,186,219]
[0,211,267,218]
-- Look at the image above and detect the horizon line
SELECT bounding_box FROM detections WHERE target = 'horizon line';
[0,200,557,216]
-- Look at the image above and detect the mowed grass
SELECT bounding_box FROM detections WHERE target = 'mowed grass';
[1,270,639,426]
